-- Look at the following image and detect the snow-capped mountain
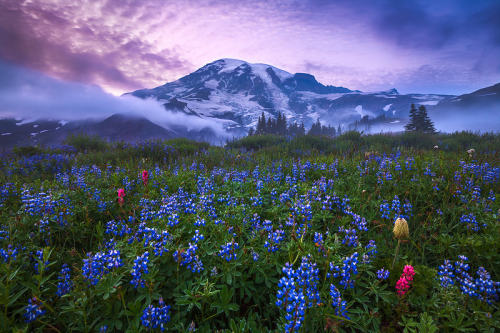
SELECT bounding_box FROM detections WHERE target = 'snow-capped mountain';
[128,58,452,132]
[3,59,497,149]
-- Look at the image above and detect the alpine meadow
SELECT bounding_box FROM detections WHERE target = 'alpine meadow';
[0,0,499,332]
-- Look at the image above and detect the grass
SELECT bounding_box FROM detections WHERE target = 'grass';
[0,132,498,332]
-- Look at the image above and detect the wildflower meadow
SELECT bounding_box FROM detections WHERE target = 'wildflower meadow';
[0,133,499,332]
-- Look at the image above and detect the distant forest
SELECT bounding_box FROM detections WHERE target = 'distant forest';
[248,105,436,137]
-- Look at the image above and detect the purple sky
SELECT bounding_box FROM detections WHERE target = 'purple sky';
[1,0,499,95]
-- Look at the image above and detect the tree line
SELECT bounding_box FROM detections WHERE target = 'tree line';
[249,112,342,137]
[247,104,436,138]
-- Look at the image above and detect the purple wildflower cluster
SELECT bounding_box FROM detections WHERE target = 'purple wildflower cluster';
[141,298,171,331]
[438,255,500,304]
[82,248,123,285]
[276,256,321,332]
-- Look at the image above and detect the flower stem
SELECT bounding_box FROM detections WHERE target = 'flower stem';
[392,239,401,270]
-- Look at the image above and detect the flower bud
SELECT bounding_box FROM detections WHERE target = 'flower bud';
[393,217,409,240]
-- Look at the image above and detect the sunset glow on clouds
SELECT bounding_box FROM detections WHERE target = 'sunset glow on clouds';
[1,0,499,95]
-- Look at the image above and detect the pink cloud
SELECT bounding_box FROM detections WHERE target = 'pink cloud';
[0,0,498,95]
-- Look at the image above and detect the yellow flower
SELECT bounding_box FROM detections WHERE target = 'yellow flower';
[393,218,409,240]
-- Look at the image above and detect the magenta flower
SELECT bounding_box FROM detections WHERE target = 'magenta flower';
[117,188,125,206]
[396,265,415,296]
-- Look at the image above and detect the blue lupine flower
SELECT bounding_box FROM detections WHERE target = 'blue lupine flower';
[440,255,500,304]
[487,190,496,202]
[0,245,22,263]
[313,232,324,252]
[218,241,239,262]
[131,252,150,288]
[24,297,46,323]
[438,259,455,288]
[459,213,486,232]
[194,217,206,227]
[329,252,359,289]
[265,229,285,253]
[191,230,204,244]
[168,213,179,227]
[56,264,73,296]
[376,268,390,280]
[330,284,349,319]
[141,297,171,331]
[363,240,377,263]
[0,226,8,241]
[475,267,500,305]
[338,227,358,247]
[349,212,368,231]
[391,195,401,215]
[33,249,49,274]
[276,257,320,333]
[379,201,391,219]
[82,249,123,286]
[381,196,412,220]
[173,243,204,273]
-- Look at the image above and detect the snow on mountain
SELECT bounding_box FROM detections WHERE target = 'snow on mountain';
[129,59,453,133]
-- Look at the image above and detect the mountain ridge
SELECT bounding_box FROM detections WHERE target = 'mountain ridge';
[128,58,452,132]
[2,58,499,148]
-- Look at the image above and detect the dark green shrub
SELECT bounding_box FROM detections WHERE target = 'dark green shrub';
[64,133,109,152]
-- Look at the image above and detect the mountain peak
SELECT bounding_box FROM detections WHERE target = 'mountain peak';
[130,58,456,135]
[283,72,351,94]
[293,73,319,83]
[377,88,399,95]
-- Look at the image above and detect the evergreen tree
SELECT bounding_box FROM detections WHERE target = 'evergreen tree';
[405,104,436,133]
[258,116,262,134]
[322,125,336,137]
[405,104,418,131]
[308,119,322,136]
[267,117,273,134]
[277,112,287,135]
[418,105,436,133]
[299,122,306,136]
[256,112,266,134]
[275,113,281,135]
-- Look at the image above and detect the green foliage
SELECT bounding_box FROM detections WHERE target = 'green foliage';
[405,104,436,134]
[227,134,287,150]
[400,312,439,333]
[229,131,499,155]
[64,133,109,152]
[12,145,45,156]
[0,135,499,332]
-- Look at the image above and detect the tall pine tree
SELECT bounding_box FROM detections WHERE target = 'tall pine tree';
[405,104,436,133]
[405,104,418,131]
[418,105,436,133]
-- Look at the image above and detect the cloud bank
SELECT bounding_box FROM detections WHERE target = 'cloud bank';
[0,0,499,95]
[0,61,228,135]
